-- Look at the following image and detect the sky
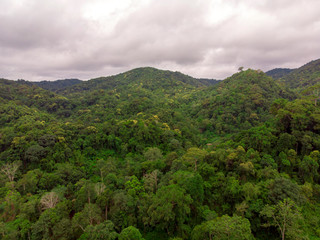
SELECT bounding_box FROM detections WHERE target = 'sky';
[0,0,320,81]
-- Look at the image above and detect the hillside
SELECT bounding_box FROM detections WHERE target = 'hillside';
[279,59,320,89]
[0,78,74,117]
[54,67,218,124]
[266,68,294,79]
[58,67,216,96]
[1,64,320,240]
[196,77,220,86]
[32,79,82,92]
[192,69,296,135]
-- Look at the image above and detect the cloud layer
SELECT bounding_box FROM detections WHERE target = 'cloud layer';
[1,0,320,81]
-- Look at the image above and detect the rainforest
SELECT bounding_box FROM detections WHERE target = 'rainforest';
[1,59,320,240]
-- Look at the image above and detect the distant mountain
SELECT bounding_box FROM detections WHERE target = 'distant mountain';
[58,67,216,96]
[266,68,295,79]
[31,78,82,92]
[279,59,320,89]
[44,67,219,125]
[196,78,220,86]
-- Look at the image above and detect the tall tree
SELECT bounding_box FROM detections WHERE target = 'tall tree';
[260,198,304,240]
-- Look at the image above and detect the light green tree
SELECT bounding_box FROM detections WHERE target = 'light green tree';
[192,215,252,240]
[119,226,144,240]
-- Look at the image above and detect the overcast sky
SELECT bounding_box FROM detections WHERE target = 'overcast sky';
[1,0,319,81]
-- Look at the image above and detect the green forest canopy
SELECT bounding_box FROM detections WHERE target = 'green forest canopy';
[1,60,320,239]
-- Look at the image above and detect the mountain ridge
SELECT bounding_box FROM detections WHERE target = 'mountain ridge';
[266,68,295,79]
[279,58,320,89]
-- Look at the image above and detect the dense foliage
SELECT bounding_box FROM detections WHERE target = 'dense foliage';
[279,59,320,90]
[1,62,320,239]
[31,79,82,92]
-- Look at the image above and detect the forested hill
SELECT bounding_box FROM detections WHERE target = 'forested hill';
[1,63,320,240]
[32,79,82,92]
[266,68,294,79]
[279,58,320,90]
[57,67,217,96]
[192,69,296,134]
[0,78,74,118]
[195,77,220,86]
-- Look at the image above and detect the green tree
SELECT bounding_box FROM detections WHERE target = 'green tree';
[144,147,163,161]
[147,184,192,235]
[31,207,71,240]
[260,198,304,240]
[79,221,118,240]
[268,177,305,205]
[299,155,319,183]
[192,215,252,240]
[119,226,144,240]
[72,203,103,237]
[182,147,207,171]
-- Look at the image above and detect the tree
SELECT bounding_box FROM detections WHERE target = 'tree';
[144,147,163,161]
[109,190,137,230]
[72,203,103,233]
[1,161,21,182]
[1,190,21,222]
[74,179,96,211]
[299,155,319,183]
[301,84,320,106]
[170,171,204,204]
[147,184,192,235]
[17,169,41,193]
[268,177,305,205]
[31,207,71,240]
[238,161,255,181]
[143,170,161,193]
[119,226,144,240]
[79,221,118,240]
[192,215,252,240]
[40,192,59,210]
[95,182,106,196]
[260,198,304,240]
[24,144,46,165]
[95,158,116,181]
[182,147,207,171]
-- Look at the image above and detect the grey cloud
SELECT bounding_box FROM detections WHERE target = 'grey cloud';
[0,0,319,81]
[0,0,89,50]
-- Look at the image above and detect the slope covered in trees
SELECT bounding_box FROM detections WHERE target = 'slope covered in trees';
[192,69,295,135]
[31,79,82,92]
[266,68,294,79]
[1,64,320,240]
[0,79,75,117]
[279,59,320,90]
[57,67,216,95]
